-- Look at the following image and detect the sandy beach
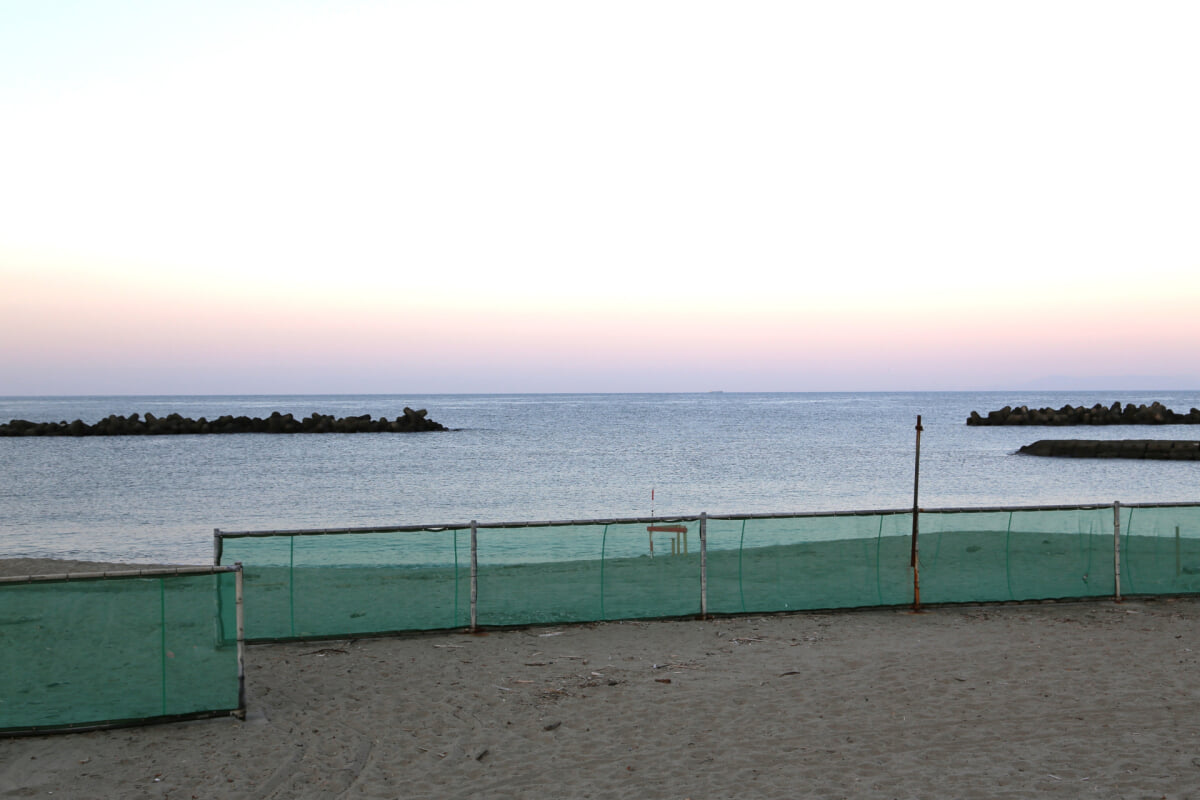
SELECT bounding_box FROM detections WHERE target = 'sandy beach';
[3,558,1200,799]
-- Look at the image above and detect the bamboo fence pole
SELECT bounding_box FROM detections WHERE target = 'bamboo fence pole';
[470,521,479,632]
[1114,502,1122,602]
[912,415,923,611]
[234,563,247,719]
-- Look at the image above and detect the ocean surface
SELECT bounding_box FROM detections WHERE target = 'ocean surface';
[2,391,1199,565]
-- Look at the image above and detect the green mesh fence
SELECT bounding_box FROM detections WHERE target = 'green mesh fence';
[915,507,1116,603]
[475,523,606,626]
[216,503,1200,642]
[706,513,914,614]
[218,527,468,640]
[0,568,242,736]
[1121,504,1200,596]
[472,521,704,627]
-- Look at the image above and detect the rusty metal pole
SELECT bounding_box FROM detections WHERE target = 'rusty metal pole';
[699,513,708,620]
[912,415,923,611]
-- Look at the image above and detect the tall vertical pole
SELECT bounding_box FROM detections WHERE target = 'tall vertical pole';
[1113,502,1121,602]
[470,520,479,631]
[700,513,708,620]
[912,415,923,611]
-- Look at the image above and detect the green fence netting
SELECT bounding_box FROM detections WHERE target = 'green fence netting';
[705,513,915,614]
[216,503,1200,642]
[0,568,243,735]
[1121,504,1200,596]
[217,528,468,640]
[915,507,1116,604]
[472,521,703,627]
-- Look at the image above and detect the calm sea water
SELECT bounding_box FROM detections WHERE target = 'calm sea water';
[2,392,1198,564]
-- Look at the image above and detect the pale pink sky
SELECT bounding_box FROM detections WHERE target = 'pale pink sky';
[2,2,1198,394]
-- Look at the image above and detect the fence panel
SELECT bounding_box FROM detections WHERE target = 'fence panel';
[600,520,701,621]
[0,569,241,735]
[1122,505,1200,596]
[1004,507,1114,601]
[706,514,912,614]
[916,507,1113,604]
[219,529,466,640]
[219,536,293,640]
[475,523,608,626]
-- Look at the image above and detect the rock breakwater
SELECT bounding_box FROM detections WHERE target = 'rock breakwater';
[1018,439,1200,460]
[0,408,447,436]
[968,402,1200,426]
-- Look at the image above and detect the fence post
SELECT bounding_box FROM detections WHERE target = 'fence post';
[288,535,295,638]
[700,513,708,620]
[159,577,168,716]
[234,563,247,719]
[470,521,479,632]
[1177,526,1182,578]
[1113,502,1122,602]
[911,415,923,611]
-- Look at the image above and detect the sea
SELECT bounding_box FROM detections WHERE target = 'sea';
[2,391,1198,565]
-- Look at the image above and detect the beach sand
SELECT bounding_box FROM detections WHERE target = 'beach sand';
[3,558,1200,798]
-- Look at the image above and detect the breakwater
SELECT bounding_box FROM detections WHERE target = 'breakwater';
[968,402,1200,426]
[0,407,446,436]
[1018,439,1200,460]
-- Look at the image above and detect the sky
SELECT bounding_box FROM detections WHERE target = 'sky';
[2,1,1198,394]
